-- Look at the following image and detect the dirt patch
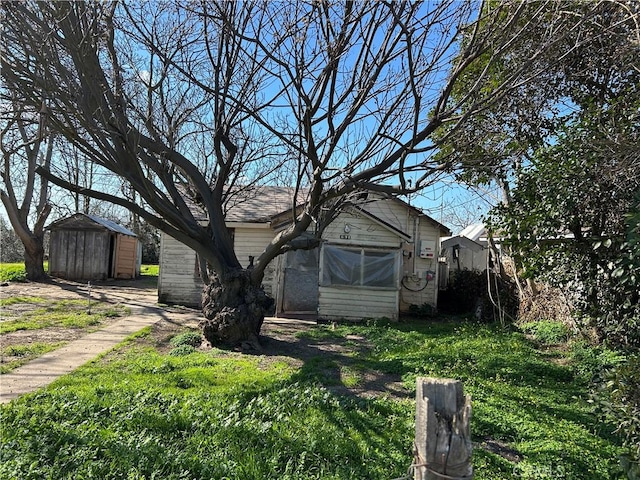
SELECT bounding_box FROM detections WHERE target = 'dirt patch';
[0,278,158,364]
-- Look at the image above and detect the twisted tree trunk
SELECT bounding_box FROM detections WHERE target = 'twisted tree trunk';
[199,269,274,349]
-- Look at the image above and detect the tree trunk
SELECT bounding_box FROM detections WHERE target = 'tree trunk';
[200,269,274,349]
[23,235,48,282]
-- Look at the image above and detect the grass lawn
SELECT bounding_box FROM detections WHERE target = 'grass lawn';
[0,263,159,282]
[0,319,625,479]
[0,263,36,282]
[0,294,129,374]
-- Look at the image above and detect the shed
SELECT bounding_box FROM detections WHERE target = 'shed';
[47,213,139,281]
[439,225,489,289]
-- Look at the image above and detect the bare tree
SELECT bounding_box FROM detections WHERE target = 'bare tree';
[1,0,616,345]
[0,93,53,281]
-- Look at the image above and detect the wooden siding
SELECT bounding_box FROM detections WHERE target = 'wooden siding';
[233,227,277,296]
[362,196,412,234]
[318,286,398,321]
[157,234,203,307]
[114,235,137,279]
[322,210,401,248]
[48,229,110,280]
[320,209,402,321]
[158,226,278,307]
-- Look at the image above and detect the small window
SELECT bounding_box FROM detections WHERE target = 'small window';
[321,245,398,289]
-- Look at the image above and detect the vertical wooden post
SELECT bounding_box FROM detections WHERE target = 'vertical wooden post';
[414,377,473,480]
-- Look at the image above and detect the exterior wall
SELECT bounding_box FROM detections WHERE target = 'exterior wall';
[362,196,412,233]
[158,226,277,307]
[399,216,441,311]
[442,238,488,273]
[358,195,445,311]
[318,210,402,321]
[318,286,399,321]
[114,235,138,279]
[233,226,277,296]
[157,234,203,307]
[322,209,401,248]
[49,229,110,280]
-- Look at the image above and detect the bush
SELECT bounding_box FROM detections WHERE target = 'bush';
[170,331,203,348]
[168,344,196,356]
[570,341,625,383]
[0,264,27,282]
[595,354,640,476]
[521,320,570,345]
[408,303,436,318]
[438,269,518,322]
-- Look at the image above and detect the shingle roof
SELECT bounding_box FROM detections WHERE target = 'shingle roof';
[224,186,307,223]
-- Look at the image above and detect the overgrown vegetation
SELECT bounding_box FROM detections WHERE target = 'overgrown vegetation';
[438,269,518,323]
[0,320,625,479]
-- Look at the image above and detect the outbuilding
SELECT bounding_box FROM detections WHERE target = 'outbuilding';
[47,213,139,281]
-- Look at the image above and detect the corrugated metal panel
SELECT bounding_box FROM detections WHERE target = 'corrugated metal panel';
[47,213,136,237]
[85,214,137,236]
[459,223,486,242]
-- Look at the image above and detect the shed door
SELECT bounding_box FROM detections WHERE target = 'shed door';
[114,235,137,279]
[281,248,319,314]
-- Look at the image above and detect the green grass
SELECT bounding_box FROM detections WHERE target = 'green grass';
[0,298,129,334]
[0,320,625,479]
[0,262,158,281]
[0,296,47,307]
[140,264,159,276]
[0,263,27,282]
[0,342,67,373]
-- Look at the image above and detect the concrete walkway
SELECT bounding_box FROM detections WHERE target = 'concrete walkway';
[0,305,168,404]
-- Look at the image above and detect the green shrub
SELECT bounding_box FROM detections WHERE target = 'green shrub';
[408,303,436,318]
[169,331,203,348]
[570,341,625,382]
[595,354,640,476]
[521,320,570,345]
[0,264,27,282]
[168,344,196,356]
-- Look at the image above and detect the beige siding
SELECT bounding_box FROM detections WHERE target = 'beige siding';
[322,210,401,248]
[400,217,440,310]
[320,208,402,321]
[362,196,412,234]
[233,227,277,295]
[158,226,278,306]
[158,234,203,307]
[338,195,445,310]
[318,287,398,321]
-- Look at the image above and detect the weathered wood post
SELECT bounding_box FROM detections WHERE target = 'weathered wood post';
[413,377,473,480]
